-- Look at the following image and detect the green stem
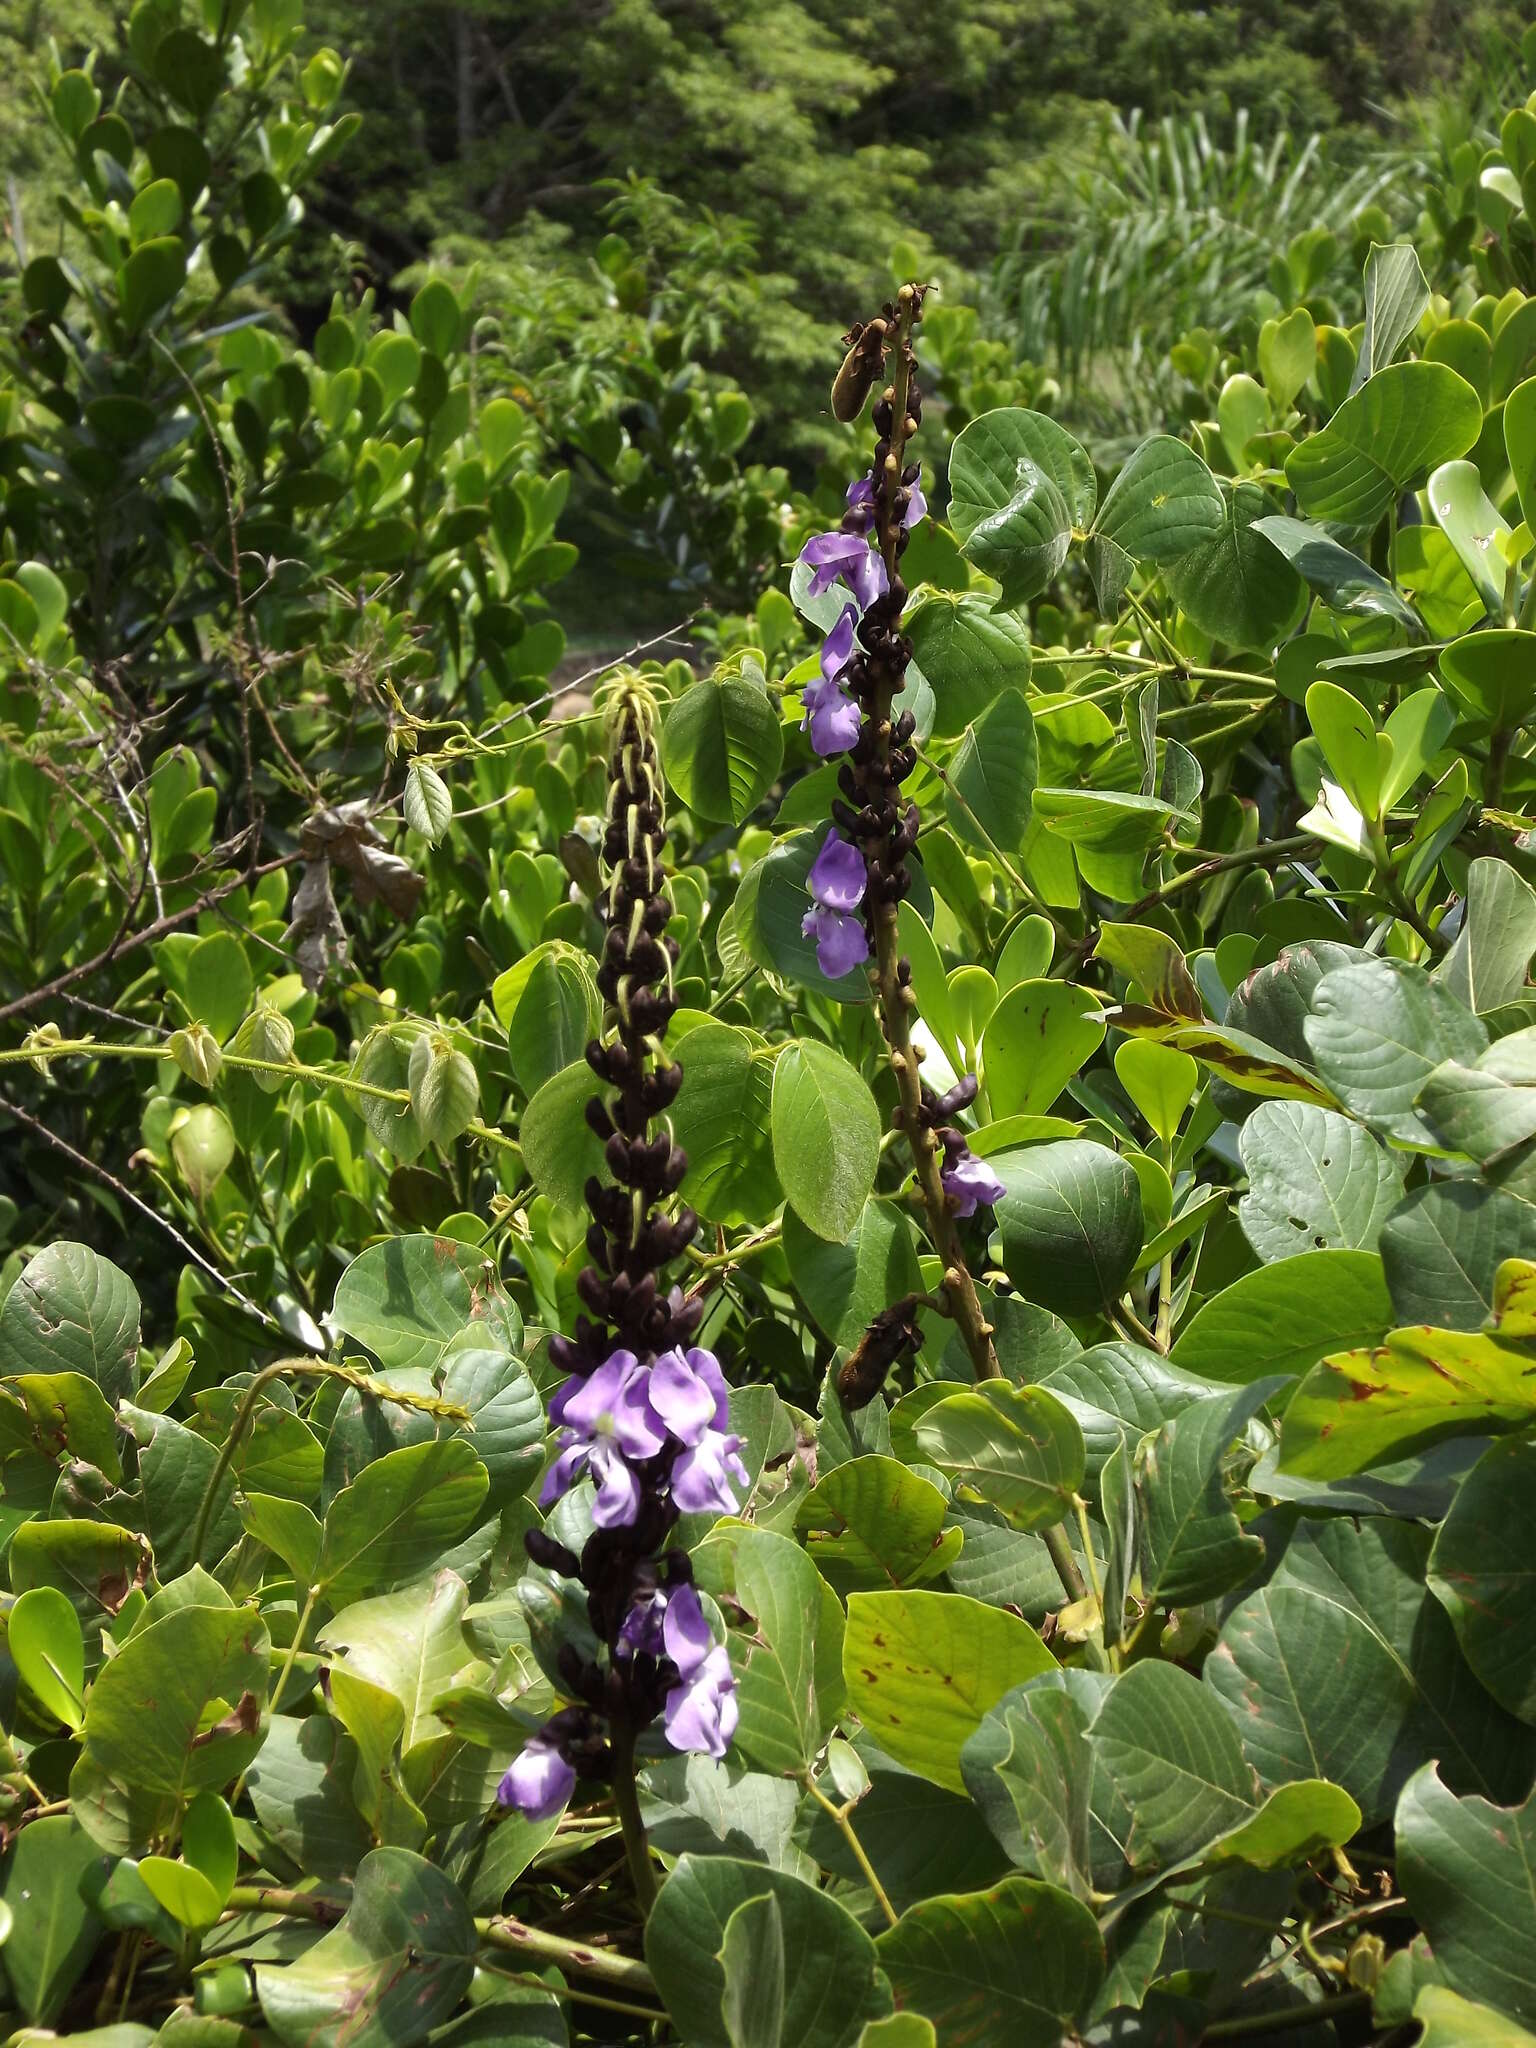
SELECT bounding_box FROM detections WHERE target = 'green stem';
[1199,1992,1370,2040]
[1042,1523,1087,1607]
[801,1775,898,1928]
[608,1724,657,1914]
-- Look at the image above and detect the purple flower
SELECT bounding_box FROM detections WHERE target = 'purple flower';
[942,1150,1006,1219]
[802,904,870,980]
[497,1737,575,1820]
[846,475,927,532]
[807,830,867,913]
[540,1350,666,1527]
[671,1426,751,1515]
[618,1587,668,1659]
[662,1583,714,1674]
[821,603,857,682]
[650,1345,729,1447]
[799,530,887,613]
[801,673,862,757]
[665,1643,739,1758]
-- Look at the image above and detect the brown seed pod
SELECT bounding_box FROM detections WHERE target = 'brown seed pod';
[835,1293,924,1409]
[831,318,888,424]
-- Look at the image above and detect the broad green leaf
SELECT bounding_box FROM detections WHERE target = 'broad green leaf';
[1136,1379,1286,1605]
[8,1585,85,1730]
[994,1140,1144,1318]
[662,676,784,825]
[1164,482,1306,652]
[349,1024,427,1160]
[82,1600,270,1808]
[875,1879,1105,2048]
[726,1528,844,1774]
[183,931,254,1043]
[1088,1660,1257,1870]
[119,234,187,331]
[1096,920,1203,1021]
[1428,1435,1536,1724]
[947,687,1036,851]
[1353,243,1430,388]
[946,409,1094,607]
[1397,1763,1536,2029]
[719,1893,786,2048]
[1439,627,1536,734]
[139,1857,224,1931]
[905,592,1032,738]
[332,1234,516,1371]
[1202,1779,1361,1869]
[796,1456,961,1594]
[960,1673,1101,1897]
[1207,1518,1535,1819]
[1237,1102,1404,1261]
[981,979,1104,1117]
[520,1056,608,1210]
[1172,1248,1392,1387]
[1031,787,1174,901]
[1306,680,1383,819]
[0,1241,140,1403]
[1216,372,1266,469]
[1439,858,1536,1013]
[256,1847,477,2048]
[995,914,1054,991]
[403,758,452,842]
[1092,435,1224,562]
[783,1198,922,1349]
[1304,956,1488,1145]
[1255,515,1424,632]
[491,943,598,1097]
[842,1590,1054,1792]
[913,1382,1084,1532]
[8,1370,123,1480]
[441,1348,544,1511]
[645,1856,889,2048]
[1506,374,1536,532]
[771,1039,880,1243]
[1258,307,1316,409]
[316,1440,488,1605]
[319,1570,478,1758]
[244,1713,374,1880]
[0,1816,103,2024]
[1414,1988,1536,2047]
[1429,459,1513,614]
[1284,361,1482,526]
[1380,1183,1536,1330]
[670,1024,780,1226]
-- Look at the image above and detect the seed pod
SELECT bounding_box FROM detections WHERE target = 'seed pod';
[831,319,887,424]
[835,1294,924,1409]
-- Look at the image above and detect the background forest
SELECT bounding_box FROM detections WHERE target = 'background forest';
[10,3,1536,2046]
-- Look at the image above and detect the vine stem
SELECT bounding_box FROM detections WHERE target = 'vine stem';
[608,1723,657,1914]
[865,288,999,1385]
[1199,1992,1371,2040]
[800,1773,897,1927]
[223,1886,657,1994]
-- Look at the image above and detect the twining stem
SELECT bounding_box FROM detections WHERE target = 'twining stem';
[224,1885,657,1993]
[607,1723,658,1914]
[800,1773,898,1928]
[1041,1524,1089,1609]
[1199,1992,1371,2040]
[864,290,999,1385]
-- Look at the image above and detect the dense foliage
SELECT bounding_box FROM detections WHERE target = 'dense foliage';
[12,5,1536,2047]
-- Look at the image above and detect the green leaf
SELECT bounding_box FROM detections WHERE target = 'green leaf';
[410,278,463,357]
[1258,307,1317,410]
[1089,1660,1257,1870]
[319,1570,479,1758]
[1438,628,1536,733]
[669,1024,780,1226]
[1171,1248,1392,1383]
[1092,435,1223,563]
[771,1040,881,1242]
[1304,956,1488,1145]
[1254,514,1424,632]
[1164,482,1306,652]
[1414,1988,1536,2047]
[1306,679,1383,819]
[82,1600,270,1808]
[735,834,886,1004]
[981,980,1104,1117]
[1237,1102,1404,1261]
[1440,858,1536,1013]
[520,1057,608,1209]
[332,1233,517,1371]
[1208,1518,1535,1820]
[1115,1039,1198,1145]
[1505,375,1536,532]
[8,1585,85,1729]
[256,1847,478,2048]
[1136,1380,1285,1605]
[875,1879,1105,2048]
[491,942,598,1097]
[842,1590,1055,1793]
[645,1857,889,2048]
[783,1199,922,1348]
[119,234,187,332]
[1428,1435,1536,1724]
[946,409,1094,607]
[1353,243,1430,387]
[9,1370,123,1480]
[1203,1779,1362,1869]
[349,1025,427,1161]
[1429,459,1513,615]
[662,676,784,824]
[1381,1183,1536,1330]
[796,1456,961,1594]
[154,28,225,116]
[138,1856,224,1931]
[1285,361,1482,526]
[947,688,1037,851]
[0,1816,103,2023]
[408,1031,479,1145]
[905,593,1032,738]
[403,760,452,842]
[0,1241,140,1403]
[727,1528,844,1774]
[1032,787,1175,901]
[719,1893,786,2048]
[1397,1763,1536,2029]
[316,1440,489,1605]
[913,1382,1084,1532]
[993,1140,1144,1318]
[960,1673,1101,1896]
